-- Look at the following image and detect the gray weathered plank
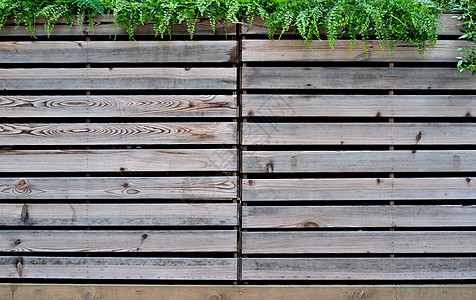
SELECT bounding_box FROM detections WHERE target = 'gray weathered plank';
[242,258,476,280]
[0,230,237,253]
[242,15,463,36]
[242,95,476,118]
[242,40,469,62]
[0,203,238,226]
[0,122,236,145]
[242,231,476,254]
[243,123,476,145]
[0,68,236,91]
[0,177,237,200]
[242,178,475,201]
[243,150,476,173]
[0,149,237,172]
[242,68,474,90]
[0,41,237,63]
[0,17,236,37]
[0,95,237,118]
[0,257,237,280]
[242,205,476,228]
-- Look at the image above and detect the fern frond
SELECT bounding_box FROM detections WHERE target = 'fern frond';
[67,0,105,16]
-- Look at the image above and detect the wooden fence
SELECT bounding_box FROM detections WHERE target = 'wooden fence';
[0,13,475,299]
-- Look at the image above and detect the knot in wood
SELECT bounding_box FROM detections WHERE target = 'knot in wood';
[466,178,471,183]
[301,221,319,228]
[13,239,22,246]
[351,289,364,299]
[13,179,31,195]
[81,291,95,300]
[247,179,254,186]
[266,163,274,173]
[208,294,223,300]
[141,234,149,240]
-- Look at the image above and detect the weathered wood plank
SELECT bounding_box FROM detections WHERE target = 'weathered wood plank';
[0,257,237,280]
[0,122,237,145]
[2,284,476,300]
[243,150,476,173]
[242,40,469,62]
[0,95,237,118]
[0,230,237,253]
[242,205,476,228]
[243,123,476,145]
[0,68,236,91]
[242,15,463,36]
[243,231,476,254]
[0,17,236,37]
[0,203,238,226]
[0,177,237,200]
[0,41,237,63]
[242,95,476,118]
[242,178,475,201]
[242,258,476,280]
[242,68,474,90]
[0,149,237,172]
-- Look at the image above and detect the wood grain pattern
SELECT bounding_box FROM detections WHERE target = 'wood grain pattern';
[242,40,469,62]
[0,17,236,36]
[242,231,476,254]
[0,257,237,280]
[242,178,475,201]
[242,205,476,228]
[0,203,238,227]
[0,68,236,91]
[243,123,476,145]
[243,150,476,173]
[0,177,237,200]
[0,41,237,63]
[2,284,476,300]
[242,67,474,90]
[0,122,237,145]
[241,15,463,36]
[242,95,476,118]
[0,95,237,118]
[0,149,237,172]
[242,258,476,280]
[0,230,237,252]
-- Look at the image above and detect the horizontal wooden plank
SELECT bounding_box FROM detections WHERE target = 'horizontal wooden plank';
[242,178,475,201]
[243,231,476,254]
[0,203,238,226]
[0,17,236,37]
[2,284,476,300]
[243,150,476,173]
[0,41,237,63]
[243,40,469,62]
[242,15,463,36]
[0,177,237,200]
[242,68,474,90]
[0,95,237,118]
[243,123,476,145]
[242,95,476,118]
[0,230,236,253]
[242,258,476,280]
[0,149,237,173]
[0,257,237,280]
[0,68,236,91]
[0,122,237,145]
[242,205,476,228]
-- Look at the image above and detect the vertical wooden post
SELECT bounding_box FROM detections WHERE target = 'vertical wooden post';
[388,62,395,259]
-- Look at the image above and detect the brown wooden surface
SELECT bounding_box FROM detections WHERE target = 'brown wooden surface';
[242,231,476,254]
[0,122,237,145]
[0,95,237,118]
[0,41,237,63]
[242,178,475,201]
[242,258,476,280]
[243,150,476,173]
[242,67,473,90]
[0,203,238,227]
[0,68,237,91]
[242,205,476,228]
[242,95,476,118]
[0,257,237,280]
[0,149,237,172]
[0,230,237,252]
[1,284,476,300]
